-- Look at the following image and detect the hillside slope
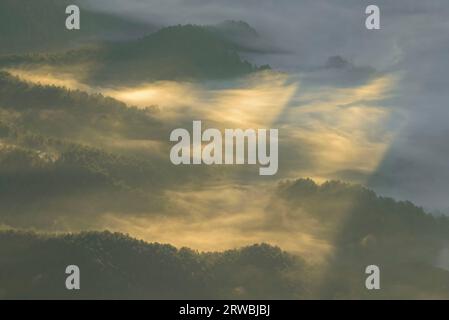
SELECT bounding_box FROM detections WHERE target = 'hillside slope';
[0,231,301,299]
[0,25,269,85]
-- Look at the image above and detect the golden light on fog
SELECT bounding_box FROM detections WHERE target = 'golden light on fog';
[5,67,92,92]
[285,75,397,184]
[103,71,297,128]
[100,184,335,262]
[2,66,399,265]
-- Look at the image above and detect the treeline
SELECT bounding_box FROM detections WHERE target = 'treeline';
[0,71,163,141]
[0,231,302,299]
[276,178,449,299]
[0,123,167,227]
[277,178,449,239]
[0,72,211,226]
[0,24,269,85]
[0,71,167,224]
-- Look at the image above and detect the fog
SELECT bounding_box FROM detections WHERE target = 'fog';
[76,0,449,212]
[3,66,398,263]
[2,0,449,299]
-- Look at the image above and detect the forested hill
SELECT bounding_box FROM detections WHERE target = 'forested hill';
[0,231,300,299]
[275,179,449,299]
[0,25,270,85]
[0,71,170,226]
